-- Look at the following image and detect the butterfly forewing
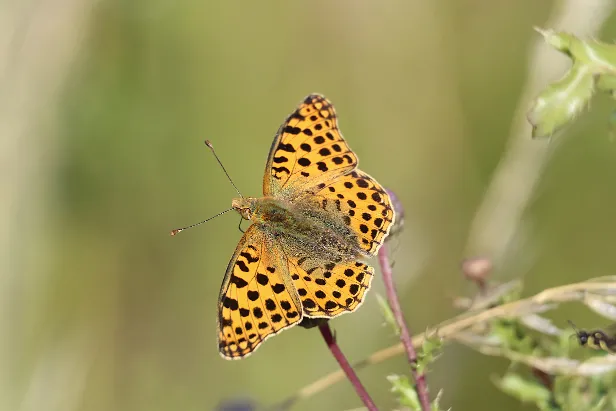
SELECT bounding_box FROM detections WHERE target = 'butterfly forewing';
[263,94,358,199]
[217,225,303,359]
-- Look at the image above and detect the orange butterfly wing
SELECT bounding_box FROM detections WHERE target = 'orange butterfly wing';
[263,94,358,199]
[217,225,303,359]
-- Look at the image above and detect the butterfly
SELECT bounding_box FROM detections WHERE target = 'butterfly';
[206,94,395,359]
[569,320,616,354]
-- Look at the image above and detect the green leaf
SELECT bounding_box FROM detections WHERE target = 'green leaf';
[376,293,399,335]
[415,334,443,375]
[388,374,421,410]
[431,389,450,411]
[490,319,540,355]
[528,29,616,138]
[536,29,616,70]
[493,372,552,406]
[528,61,595,138]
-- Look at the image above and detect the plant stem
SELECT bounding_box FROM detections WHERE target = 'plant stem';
[318,323,378,411]
[378,243,430,411]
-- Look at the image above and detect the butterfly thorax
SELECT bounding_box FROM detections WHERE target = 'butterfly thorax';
[232,196,364,264]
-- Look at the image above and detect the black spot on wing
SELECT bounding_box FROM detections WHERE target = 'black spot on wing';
[272,166,291,175]
[223,297,239,310]
[236,260,249,272]
[256,273,269,285]
[239,252,259,263]
[272,283,285,294]
[289,111,305,121]
[282,127,301,136]
[231,275,248,288]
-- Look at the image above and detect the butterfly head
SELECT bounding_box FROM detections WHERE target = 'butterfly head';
[232,197,257,221]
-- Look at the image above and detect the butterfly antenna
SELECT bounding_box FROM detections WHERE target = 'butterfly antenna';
[170,207,234,236]
[205,140,243,198]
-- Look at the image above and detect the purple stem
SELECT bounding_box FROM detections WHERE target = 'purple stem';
[378,243,430,411]
[318,323,378,411]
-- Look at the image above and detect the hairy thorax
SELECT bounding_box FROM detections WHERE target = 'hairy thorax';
[234,196,364,265]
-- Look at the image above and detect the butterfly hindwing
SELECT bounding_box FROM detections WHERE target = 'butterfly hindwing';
[217,225,303,359]
[287,256,374,318]
[307,169,395,256]
[263,94,358,199]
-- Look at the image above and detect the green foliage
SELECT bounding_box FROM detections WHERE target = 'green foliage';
[387,335,444,410]
[377,293,400,336]
[388,375,447,411]
[376,270,616,410]
[457,278,616,410]
[389,374,422,410]
[493,373,553,409]
[415,334,443,376]
[492,369,616,411]
[527,29,616,138]
[553,374,616,411]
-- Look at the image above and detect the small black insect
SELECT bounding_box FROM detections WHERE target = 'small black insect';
[569,320,616,353]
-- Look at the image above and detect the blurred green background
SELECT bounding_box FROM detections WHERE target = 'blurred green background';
[5,1,616,410]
